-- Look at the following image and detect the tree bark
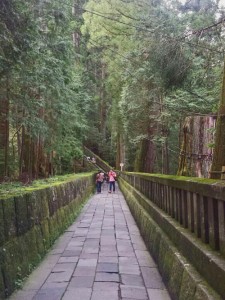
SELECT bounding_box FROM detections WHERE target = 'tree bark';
[162,136,169,174]
[178,116,215,178]
[0,85,9,181]
[210,59,225,179]
[99,63,107,139]
[20,129,32,182]
[116,133,125,170]
[134,137,156,173]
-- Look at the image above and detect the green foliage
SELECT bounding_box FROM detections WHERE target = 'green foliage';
[81,0,224,173]
[0,0,95,178]
[1,0,225,178]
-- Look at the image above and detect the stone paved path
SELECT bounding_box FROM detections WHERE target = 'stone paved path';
[10,184,171,300]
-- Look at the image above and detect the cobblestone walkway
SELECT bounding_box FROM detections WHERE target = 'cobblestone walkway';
[10,184,171,300]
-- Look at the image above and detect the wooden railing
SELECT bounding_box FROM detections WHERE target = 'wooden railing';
[120,172,225,257]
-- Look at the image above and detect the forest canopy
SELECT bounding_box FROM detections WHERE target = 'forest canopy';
[81,0,225,175]
[0,0,225,181]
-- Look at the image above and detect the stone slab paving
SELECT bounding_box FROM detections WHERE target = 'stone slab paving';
[10,185,171,300]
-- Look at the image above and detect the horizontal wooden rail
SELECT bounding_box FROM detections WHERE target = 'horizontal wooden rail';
[120,172,225,257]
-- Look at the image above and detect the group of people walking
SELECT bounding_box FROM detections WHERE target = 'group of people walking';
[96,169,117,193]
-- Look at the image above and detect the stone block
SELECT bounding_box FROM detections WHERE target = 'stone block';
[62,288,92,300]
[96,263,118,273]
[0,200,5,246]
[158,235,171,274]
[33,286,66,300]
[147,288,171,300]
[82,246,99,254]
[194,283,221,300]
[99,250,118,257]
[52,263,76,273]
[135,250,156,267]
[68,276,94,288]
[40,219,50,250]
[14,195,29,235]
[48,215,60,244]
[121,274,144,287]
[46,270,72,283]
[95,272,120,282]
[119,264,140,275]
[179,266,201,300]
[161,245,175,285]
[79,253,98,259]
[1,240,23,296]
[0,264,5,299]
[93,282,119,290]
[73,266,96,276]
[77,258,97,267]
[2,197,16,241]
[99,256,118,263]
[141,267,164,289]
[63,249,82,257]
[91,290,119,300]
[120,285,148,300]
[58,256,79,264]
[167,253,184,299]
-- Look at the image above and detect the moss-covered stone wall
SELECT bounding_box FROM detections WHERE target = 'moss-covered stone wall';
[0,173,95,298]
[119,177,223,300]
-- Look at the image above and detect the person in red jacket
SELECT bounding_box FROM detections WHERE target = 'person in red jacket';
[108,169,116,193]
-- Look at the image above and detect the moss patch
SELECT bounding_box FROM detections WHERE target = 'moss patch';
[167,253,184,299]
[0,174,95,298]
[124,172,222,185]
[179,266,202,300]
[194,283,222,300]
[0,173,94,199]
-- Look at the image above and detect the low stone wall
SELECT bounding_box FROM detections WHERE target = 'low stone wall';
[0,174,95,298]
[119,177,223,300]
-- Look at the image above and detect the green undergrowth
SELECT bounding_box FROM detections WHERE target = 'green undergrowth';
[0,172,94,199]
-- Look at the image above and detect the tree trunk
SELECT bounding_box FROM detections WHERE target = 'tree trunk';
[177,116,215,178]
[116,133,121,170]
[162,136,169,174]
[20,128,32,183]
[134,137,156,173]
[210,59,225,179]
[72,0,82,50]
[31,138,38,179]
[0,88,9,181]
[144,138,156,173]
[99,63,107,139]
[116,133,125,170]
[159,94,170,174]
[134,101,158,173]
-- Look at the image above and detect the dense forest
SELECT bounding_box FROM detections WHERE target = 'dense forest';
[0,0,225,182]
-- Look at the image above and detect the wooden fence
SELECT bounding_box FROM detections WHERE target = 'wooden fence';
[121,172,225,257]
